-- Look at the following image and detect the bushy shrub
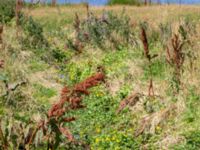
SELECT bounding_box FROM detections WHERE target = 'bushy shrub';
[19,14,49,49]
[108,0,141,5]
[0,0,15,23]
[68,11,135,51]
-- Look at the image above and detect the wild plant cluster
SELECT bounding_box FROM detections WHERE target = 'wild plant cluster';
[0,72,105,149]
[108,0,141,5]
[164,20,192,94]
[19,14,49,49]
[67,10,135,51]
[0,0,15,24]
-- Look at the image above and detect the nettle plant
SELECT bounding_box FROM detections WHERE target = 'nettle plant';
[0,72,105,149]
[67,9,135,51]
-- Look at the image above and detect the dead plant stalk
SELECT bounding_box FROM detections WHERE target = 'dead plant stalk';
[166,33,185,93]
[15,0,23,36]
[141,26,155,97]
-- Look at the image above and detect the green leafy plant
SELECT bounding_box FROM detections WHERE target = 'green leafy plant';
[91,131,140,149]
[0,0,15,23]
[184,87,200,123]
[172,130,200,150]
[19,14,48,49]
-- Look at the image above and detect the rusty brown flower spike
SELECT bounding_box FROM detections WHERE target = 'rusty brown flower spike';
[0,60,4,68]
[27,71,105,146]
[166,33,185,91]
[3,72,105,149]
[141,26,151,61]
[171,34,185,69]
[140,26,155,97]
[15,0,23,37]
[166,34,185,68]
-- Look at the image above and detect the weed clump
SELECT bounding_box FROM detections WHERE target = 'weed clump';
[19,14,49,49]
[0,0,15,24]
[0,72,105,149]
[108,0,141,5]
[67,10,135,51]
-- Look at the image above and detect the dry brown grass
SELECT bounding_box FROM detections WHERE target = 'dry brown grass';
[25,5,200,24]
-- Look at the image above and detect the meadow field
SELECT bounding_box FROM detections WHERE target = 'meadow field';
[0,3,200,149]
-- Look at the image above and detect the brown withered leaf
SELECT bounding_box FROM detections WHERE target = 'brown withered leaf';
[116,92,141,114]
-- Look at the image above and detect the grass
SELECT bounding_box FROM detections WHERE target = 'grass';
[0,4,200,150]
[32,83,57,107]
[28,59,49,72]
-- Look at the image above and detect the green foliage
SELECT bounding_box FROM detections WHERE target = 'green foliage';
[184,88,200,123]
[72,10,135,50]
[67,85,137,149]
[142,59,167,80]
[19,14,48,49]
[51,48,68,63]
[108,0,141,5]
[172,130,200,150]
[61,62,93,85]
[28,59,49,72]
[0,0,15,23]
[91,131,140,149]
[184,131,200,149]
[33,83,57,104]
[148,29,161,47]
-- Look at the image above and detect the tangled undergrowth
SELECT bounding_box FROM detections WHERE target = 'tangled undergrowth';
[67,9,136,51]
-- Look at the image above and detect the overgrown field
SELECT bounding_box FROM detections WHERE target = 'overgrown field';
[0,3,200,150]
